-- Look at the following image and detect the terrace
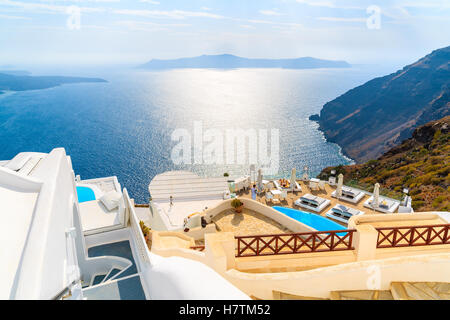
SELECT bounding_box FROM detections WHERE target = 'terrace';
[238,180,375,227]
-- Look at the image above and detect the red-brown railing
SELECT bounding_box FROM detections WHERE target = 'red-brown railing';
[235,229,356,257]
[376,224,450,248]
[190,245,205,252]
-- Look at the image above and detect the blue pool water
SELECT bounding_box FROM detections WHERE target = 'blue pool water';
[273,206,346,232]
[76,186,96,203]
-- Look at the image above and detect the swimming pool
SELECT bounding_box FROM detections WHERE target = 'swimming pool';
[76,186,97,203]
[272,206,346,232]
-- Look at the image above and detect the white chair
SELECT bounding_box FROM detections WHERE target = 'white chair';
[265,192,273,204]
[243,177,250,191]
[266,182,274,192]
[223,190,231,200]
[265,192,280,205]
[280,190,288,202]
[309,181,319,191]
[328,176,336,186]
[318,181,326,191]
[294,181,302,192]
[273,180,282,190]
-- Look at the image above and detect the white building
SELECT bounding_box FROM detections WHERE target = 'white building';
[0,148,249,300]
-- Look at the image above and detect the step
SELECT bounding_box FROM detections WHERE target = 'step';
[92,274,107,286]
[273,290,328,300]
[391,282,450,300]
[102,268,122,283]
[82,274,146,300]
[330,290,393,300]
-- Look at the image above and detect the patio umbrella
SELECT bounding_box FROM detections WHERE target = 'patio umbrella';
[302,166,309,181]
[290,168,296,192]
[336,174,343,197]
[373,183,380,208]
[257,168,263,193]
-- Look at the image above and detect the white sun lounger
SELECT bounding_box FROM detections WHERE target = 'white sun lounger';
[294,193,330,213]
[325,204,364,225]
[363,196,400,213]
[332,186,365,204]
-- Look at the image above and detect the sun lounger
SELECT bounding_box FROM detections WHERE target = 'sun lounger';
[265,192,280,205]
[363,196,400,213]
[331,186,365,204]
[294,193,330,213]
[325,204,364,224]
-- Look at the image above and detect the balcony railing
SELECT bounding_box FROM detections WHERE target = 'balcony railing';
[376,224,450,248]
[235,229,356,257]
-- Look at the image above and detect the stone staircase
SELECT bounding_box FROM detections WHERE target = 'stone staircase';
[80,240,146,300]
[269,282,450,300]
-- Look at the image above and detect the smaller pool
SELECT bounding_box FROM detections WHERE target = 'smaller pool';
[77,186,97,203]
[273,206,346,234]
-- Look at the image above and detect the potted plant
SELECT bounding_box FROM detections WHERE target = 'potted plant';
[231,198,244,213]
[139,220,151,243]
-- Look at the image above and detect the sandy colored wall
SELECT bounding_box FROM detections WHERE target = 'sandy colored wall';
[349,212,445,228]
[235,250,356,273]
[224,252,450,299]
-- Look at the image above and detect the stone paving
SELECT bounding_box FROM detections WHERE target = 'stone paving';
[212,208,292,236]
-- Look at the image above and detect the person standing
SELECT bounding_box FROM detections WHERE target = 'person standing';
[251,184,257,200]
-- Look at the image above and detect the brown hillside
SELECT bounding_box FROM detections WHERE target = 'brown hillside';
[318,116,450,212]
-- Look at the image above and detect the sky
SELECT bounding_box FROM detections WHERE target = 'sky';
[0,0,449,68]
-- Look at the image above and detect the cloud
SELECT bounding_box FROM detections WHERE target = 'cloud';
[0,13,31,20]
[259,10,284,16]
[399,1,450,9]
[295,0,363,10]
[140,0,160,4]
[317,17,366,22]
[113,9,224,19]
[0,0,106,14]
[115,20,190,32]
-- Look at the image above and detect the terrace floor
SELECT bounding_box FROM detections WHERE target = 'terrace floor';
[212,208,292,236]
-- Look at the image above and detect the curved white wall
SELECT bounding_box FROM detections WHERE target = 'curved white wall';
[204,198,317,233]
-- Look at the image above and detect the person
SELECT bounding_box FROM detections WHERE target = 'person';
[251,184,257,200]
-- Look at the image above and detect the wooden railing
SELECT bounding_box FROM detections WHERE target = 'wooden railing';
[376,224,450,248]
[190,245,205,252]
[235,229,356,257]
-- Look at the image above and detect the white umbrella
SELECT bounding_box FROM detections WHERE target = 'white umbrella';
[373,183,380,208]
[257,168,263,194]
[302,166,309,181]
[336,173,344,198]
[290,168,296,192]
[249,164,256,184]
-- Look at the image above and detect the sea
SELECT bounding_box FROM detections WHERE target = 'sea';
[0,66,395,203]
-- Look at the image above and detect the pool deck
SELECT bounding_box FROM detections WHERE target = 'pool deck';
[238,180,381,227]
[212,208,293,237]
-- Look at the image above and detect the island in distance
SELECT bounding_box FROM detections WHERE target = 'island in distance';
[139,54,351,70]
[0,72,107,94]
